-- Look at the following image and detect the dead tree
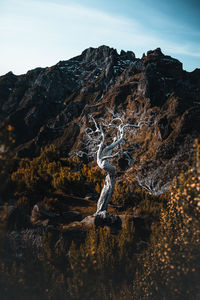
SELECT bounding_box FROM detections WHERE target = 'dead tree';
[79,111,148,218]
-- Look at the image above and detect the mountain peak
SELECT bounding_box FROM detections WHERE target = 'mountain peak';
[79,45,135,64]
[0,45,199,189]
[146,47,164,58]
[80,45,118,65]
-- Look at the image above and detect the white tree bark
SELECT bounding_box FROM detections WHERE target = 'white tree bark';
[88,115,147,217]
[95,173,115,217]
[80,112,149,218]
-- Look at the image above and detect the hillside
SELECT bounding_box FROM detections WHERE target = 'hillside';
[0,45,200,193]
[0,46,200,300]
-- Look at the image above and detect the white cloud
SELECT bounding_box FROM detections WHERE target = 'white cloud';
[0,0,199,74]
[166,45,200,58]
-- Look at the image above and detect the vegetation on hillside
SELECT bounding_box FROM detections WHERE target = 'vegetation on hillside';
[0,121,199,299]
[133,140,200,299]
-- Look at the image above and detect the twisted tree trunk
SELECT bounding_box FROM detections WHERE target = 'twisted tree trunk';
[94,125,118,217]
[87,115,146,217]
[95,171,116,217]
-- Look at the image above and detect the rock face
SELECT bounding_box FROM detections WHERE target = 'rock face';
[0,45,200,192]
[31,204,82,226]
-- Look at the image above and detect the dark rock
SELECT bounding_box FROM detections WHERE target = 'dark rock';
[146,47,164,58]
[31,205,82,227]
[80,214,122,232]
[65,213,145,237]
[0,45,199,190]
[31,204,60,226]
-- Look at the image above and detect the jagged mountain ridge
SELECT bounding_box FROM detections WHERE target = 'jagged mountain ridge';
[0,45,200,193]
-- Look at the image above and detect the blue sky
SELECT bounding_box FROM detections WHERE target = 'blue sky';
[0,0,200,75]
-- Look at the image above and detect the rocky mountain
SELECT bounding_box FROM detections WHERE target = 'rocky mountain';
[0,45,200,193]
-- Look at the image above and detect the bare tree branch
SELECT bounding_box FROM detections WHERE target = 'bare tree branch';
[79,109,151,217]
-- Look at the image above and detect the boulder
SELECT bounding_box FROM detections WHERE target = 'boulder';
[81,214,121,229]
[31,205,82,226]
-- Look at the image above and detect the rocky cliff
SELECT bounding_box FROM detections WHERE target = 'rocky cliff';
[0,45,200,193]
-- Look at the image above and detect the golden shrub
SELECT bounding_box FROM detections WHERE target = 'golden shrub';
[133,140,200,299]
[68,218,135,299]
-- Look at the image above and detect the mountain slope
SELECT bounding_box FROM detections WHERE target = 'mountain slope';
[0,45,200,193]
